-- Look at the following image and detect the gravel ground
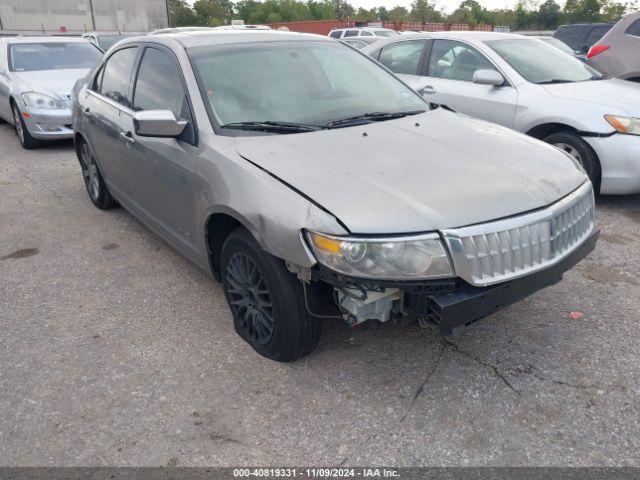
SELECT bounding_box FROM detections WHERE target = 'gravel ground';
[1,122,639,467]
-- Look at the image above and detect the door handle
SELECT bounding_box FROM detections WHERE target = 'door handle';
[420,85,436,95]
[120,131,135,144]
[83,107,93,117]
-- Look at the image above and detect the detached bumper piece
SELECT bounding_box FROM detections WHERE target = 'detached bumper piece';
[406,230,599,335]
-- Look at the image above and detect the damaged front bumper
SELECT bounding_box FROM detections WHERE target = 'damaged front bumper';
[313,230,599,335]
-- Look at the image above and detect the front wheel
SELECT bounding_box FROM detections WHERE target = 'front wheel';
[12,103,42,149]
[221,228,322,362]
[544,131,601,192]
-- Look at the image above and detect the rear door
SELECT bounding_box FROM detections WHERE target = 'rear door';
[123,45,199,257]
[83,46,139,202]
[418,39,518,127]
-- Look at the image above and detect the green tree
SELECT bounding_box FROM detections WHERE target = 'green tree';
[377,6,389,21]
[388,6,410,23]
[193,0,233,26]
[514,1,533,28]
[168,0,199,26]
[410,0,443,22]
[599,0,627,21]
[577,0,602,21]
[537,0,562,27]
[306,0,336,19]
[563,0,580,22]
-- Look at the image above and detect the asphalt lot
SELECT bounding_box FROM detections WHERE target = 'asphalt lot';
[1,121,640,467]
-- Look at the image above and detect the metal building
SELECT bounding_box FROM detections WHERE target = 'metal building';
[0,0,169,34]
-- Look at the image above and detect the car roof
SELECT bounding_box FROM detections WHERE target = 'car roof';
[0,36,93,44]
[331,27,394,31]
[557,23,613,28]
[123,30,331,48]
[369,31,527,43]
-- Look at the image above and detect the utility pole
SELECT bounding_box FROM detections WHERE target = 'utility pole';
[165,0,172,28]
[88,0,96,31]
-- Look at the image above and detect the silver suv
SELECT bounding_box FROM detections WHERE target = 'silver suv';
[72,31,598,361]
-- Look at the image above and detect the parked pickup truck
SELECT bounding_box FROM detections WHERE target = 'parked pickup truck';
[72,30,598,361]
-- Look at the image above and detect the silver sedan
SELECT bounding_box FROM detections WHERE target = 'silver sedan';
[364,32,640,195]
[0,37,101,148]
[72,31,596,361]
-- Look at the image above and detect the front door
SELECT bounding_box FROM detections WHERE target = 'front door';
[123,45,199,258]
[420,39,518,128]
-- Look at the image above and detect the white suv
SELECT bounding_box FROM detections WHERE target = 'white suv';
[329,27,398,39]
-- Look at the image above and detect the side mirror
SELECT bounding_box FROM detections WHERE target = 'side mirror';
[473,69,505,87]
[133,110,187,138]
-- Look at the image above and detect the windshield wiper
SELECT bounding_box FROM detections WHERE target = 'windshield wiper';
[536,79,575,84]
[325,110,426,128]
[221,121,324,133]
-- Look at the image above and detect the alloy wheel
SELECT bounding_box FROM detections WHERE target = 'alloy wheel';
[12,106,24,145]
[225,252,274,344]
[80,142,100,201]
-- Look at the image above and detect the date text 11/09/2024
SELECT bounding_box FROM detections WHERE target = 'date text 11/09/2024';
[233,468,400,478]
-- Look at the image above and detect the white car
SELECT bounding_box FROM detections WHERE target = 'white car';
[363,32,640,195]
[329,27,398,40]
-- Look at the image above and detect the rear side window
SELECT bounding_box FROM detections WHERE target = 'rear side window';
[378,40,427,75]
[626,19,640,37]
[99,47,138,107]
[344,30,359,37]
[329,31,342,39]
[554,26,586,50]
[585,26,611,47]
[361,31,373,36]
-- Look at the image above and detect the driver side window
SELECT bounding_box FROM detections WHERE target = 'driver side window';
[427,40,497,82]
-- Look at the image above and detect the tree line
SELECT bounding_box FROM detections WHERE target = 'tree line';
[169,0,639,30]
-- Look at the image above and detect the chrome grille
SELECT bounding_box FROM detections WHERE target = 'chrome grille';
[442,182,595,286]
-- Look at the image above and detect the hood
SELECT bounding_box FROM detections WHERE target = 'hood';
[542,79,640,116]
[235,109,587,234]
[13,69,91,100]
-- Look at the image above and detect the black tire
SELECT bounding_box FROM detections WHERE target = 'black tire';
[76,137,118,210]
[12,102,43,149]
[221,227,322,362]
[544,131,601,192]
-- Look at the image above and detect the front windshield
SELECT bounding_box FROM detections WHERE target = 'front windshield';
[375,30,398,37]
[541,37,574,55]
[98,35,128,51]
[486,39,602,84]
[189,41,426,129]
[9,43,100,72]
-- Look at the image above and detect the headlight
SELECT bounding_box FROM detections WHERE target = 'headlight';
[605,114,640,136]
[306,231,454,280]
[22,92,67,109]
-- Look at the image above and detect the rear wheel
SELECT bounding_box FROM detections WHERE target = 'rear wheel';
[12,103,42,149]
[77,138,118,209]
[221,227,322,362]
[544,131,601,192]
